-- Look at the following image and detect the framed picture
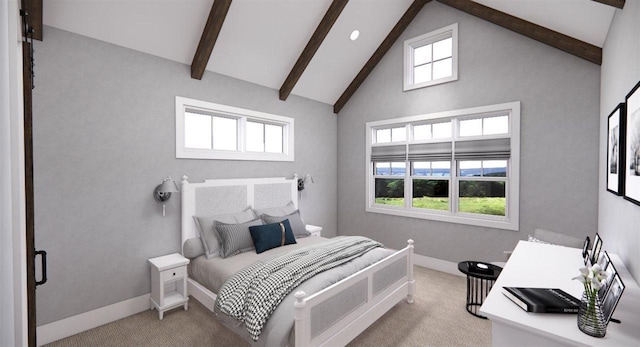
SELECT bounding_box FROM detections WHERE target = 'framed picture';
[625,80,640,206]
[598,258,617,300]
[590,233,603,265]
[582,236,591,265]
[607,103,626,195]
[598,251,611,270]
[601,273,625,323]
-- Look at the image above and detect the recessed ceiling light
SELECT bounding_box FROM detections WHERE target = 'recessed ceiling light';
[350,29,360,41]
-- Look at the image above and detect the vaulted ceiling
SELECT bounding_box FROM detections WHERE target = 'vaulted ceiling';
[40,0,620,113]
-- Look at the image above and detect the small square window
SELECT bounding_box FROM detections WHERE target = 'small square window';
[404,23,458,91]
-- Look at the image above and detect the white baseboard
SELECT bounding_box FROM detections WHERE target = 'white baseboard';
[36,293,151,346]
[35,255,461,345]
[413,254,464,277]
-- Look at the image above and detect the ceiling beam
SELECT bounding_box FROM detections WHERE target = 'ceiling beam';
[437,0,602,65]
[591,0,625,9]
[23,0,43,41]
[191,0,233,80]
[279,0,349,101]
[333,0,430,114]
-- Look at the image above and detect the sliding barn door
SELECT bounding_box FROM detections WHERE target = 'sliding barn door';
[22,1,46,346]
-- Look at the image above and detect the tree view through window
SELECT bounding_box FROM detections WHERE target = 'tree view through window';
[367,102,520,230]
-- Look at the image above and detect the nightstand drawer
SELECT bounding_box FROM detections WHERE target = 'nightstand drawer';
[161,266,185,283]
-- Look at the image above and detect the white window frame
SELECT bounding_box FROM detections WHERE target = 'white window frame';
[403,23,458,91]
[366,101,520,231]
[175,96,294,161]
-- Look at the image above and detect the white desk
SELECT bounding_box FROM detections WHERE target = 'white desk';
[480,241,640,347]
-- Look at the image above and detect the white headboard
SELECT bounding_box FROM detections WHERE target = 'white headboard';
[180,175,298,248]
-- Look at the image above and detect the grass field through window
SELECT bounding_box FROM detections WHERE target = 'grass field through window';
[375,197,506,216]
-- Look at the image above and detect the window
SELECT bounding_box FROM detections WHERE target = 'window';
[404,23,458,91]
[176,96,294,161]
[366,102,520,230]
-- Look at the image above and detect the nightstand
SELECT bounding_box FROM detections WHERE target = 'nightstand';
[306,224,323,237]
[148,253,189,320]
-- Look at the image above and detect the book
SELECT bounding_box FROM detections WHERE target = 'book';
[502,287,580,313]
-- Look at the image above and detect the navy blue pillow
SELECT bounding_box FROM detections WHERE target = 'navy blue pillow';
[249,219,296,254]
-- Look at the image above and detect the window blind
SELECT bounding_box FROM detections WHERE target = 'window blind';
[371,145,406,162]
[408,142,452,161]
[454,138,510,160]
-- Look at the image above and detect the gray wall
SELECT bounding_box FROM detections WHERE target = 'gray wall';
[599,2,640,282]
[33,27,337,325]
[337,2,601,262]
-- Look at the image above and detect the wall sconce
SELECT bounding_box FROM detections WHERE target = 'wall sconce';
[153,176,179,216]
[295,173,314,191]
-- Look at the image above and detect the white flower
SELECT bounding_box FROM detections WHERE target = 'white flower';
[592,276,603,290]
[572,275,586,283]
[578,267,589,276]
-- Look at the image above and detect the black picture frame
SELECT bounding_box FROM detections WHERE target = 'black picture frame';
[601,273,625,324]
[598,256,617,300]
[624,80,640,206]
[590,233,602,265]
[607,103,626,195]
[582,236,591,266]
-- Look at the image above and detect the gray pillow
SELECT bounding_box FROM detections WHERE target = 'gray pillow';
[183,238,205,259]
[262,210,310,238]
[254,201,296,217]
[194,207,257,259]
[215,218,264,258]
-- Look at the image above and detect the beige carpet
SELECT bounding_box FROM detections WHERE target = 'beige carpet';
[45,267,491,347]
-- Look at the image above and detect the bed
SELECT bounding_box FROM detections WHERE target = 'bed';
[180,176,415,346]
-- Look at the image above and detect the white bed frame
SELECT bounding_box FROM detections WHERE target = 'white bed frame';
[181,176,415,346]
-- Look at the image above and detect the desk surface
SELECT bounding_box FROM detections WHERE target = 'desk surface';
[480,241,640,347]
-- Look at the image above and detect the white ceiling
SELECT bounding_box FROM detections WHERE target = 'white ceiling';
[43,0,616,106]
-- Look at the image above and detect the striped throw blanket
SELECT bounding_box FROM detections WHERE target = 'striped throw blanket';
[214,236,383,341]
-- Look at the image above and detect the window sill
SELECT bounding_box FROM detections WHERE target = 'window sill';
[176,149,294,162]
[403,74,458,92]
[366,205,518,231]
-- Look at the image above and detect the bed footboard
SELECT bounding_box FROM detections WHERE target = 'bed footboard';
[294,239,415,347]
